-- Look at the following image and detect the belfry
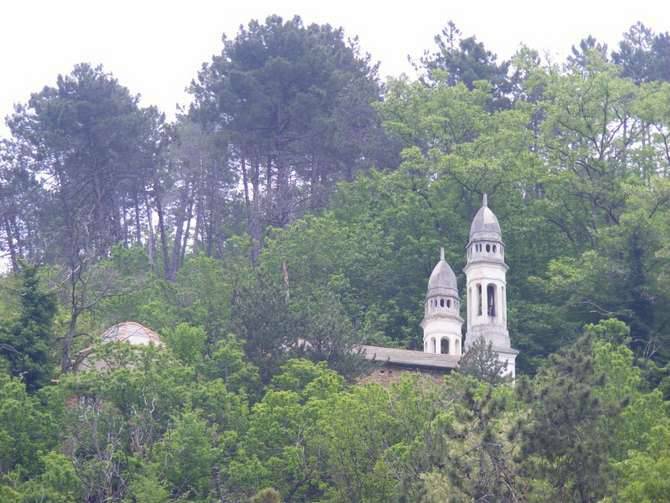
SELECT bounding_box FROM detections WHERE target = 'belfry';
[421,247,464,356]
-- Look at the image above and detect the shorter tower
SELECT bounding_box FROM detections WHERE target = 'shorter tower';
[421,248,463,355]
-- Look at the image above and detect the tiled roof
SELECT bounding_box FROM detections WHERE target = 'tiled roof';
[360,344,460,370]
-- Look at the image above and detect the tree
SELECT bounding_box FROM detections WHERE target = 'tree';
[231,267,363,382]
[0,264,56,392]
[612,22,670,83]
[153,410,218,500]
[417,375,523,502]
[190,15,391,262]
[0,141,46,272]
[517,335,623,501]
[421,21,515,110]
[458,336,510,384]
[251,488,282,503]
[0,374,59,477]
[7,63,166,263]
[566,35,609,72]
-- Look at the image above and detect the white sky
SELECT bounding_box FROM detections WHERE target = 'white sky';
[1,0,667,138]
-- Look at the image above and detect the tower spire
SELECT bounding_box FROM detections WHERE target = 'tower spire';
[440,247,445,261]
[482,193,488,207]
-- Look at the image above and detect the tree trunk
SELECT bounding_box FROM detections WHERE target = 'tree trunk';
[180,194,195,266]
[3,216,19,272]
[133,192,143,245]
[153,183,171,280]
[143,193,156,268]
[61,263,80,373]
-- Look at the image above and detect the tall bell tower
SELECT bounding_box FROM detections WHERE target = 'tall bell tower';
[464,194,517,376]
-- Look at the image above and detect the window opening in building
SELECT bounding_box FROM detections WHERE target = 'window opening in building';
[441,338,449,354]
[477,284,483,316]
[487,284,496,317]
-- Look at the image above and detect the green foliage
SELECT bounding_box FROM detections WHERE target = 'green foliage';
[251,487,282,503]
[3,17,670,503]
[458,336,511,384]
[19,452,81,503]
[0,374,59,477]
[203,336,261,397]
[613,424,670,502]
[163,323,207,365]
[153,410,217,500]
[0,264,56,392]
[517,335,634,502]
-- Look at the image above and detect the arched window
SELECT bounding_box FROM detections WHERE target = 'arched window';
[487,284,496,317]
[477,284,483,316]
[440,298,445,307]
[447,299,451,308]
[493,245,497,253]
[486,244,491,252]
[441,338,449,354]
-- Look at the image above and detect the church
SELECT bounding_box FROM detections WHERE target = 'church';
[360,194,518,384]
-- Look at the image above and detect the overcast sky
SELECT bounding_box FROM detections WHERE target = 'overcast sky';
[1,0,667,137]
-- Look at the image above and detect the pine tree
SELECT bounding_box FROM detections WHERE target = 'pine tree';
[0,264,56,392]
[516,336,622,502]
[458,336,510,385]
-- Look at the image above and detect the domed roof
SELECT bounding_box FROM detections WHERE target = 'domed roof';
[427,248,458,298]
[73,322,163,372]
[469,193,502,242]
[101,321,163,346]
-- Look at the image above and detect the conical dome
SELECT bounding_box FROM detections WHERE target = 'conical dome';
[427,248,458,298]
[469,193,502,242]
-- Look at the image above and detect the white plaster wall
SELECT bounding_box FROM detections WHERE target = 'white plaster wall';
[498,352,517,379]
[422,316,463,356]
[465,259,507,326]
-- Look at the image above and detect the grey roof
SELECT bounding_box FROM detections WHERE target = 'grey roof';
[360,344,460,370]
[469,193,502,242]
[427,248,458,298]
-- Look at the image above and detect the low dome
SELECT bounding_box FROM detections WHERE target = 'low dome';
[427,248,458,298]
[73,322,163,372]
[101,321,162,346]
[469,194,502,242]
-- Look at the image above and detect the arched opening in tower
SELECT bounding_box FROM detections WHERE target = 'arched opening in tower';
[487,284,496,317]
[441,338,449,354]
[476,284,483,316]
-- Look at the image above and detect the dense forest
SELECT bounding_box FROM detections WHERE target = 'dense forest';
[1,15,670,502]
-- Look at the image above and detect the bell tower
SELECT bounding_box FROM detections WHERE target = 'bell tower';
[421,248,463,356]
[464,194,517,375]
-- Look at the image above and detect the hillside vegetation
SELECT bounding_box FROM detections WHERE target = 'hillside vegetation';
[1,16,669,502]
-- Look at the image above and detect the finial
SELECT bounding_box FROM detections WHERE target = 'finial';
[482,193,488,207]
[440,247,445,261]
